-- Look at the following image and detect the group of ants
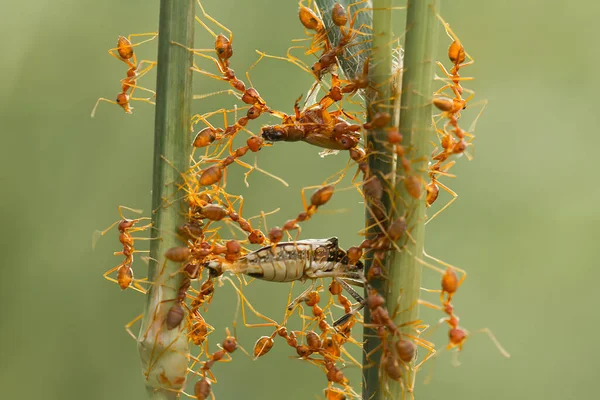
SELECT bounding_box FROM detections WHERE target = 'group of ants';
[93,1,510,399]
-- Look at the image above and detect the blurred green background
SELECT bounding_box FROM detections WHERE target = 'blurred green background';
[1,0,598,399]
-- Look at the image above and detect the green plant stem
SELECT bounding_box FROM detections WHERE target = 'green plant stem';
[388,0,439,397]
[137,1,194,399]
[362,1,395,399]
[303,1,438,398]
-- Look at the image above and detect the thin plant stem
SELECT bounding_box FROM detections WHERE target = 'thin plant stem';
[137,1,195,399]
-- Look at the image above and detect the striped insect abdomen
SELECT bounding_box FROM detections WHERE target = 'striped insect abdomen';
[241,243,312,282]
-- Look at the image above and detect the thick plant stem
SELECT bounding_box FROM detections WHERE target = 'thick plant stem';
[388,0,439,398]
[362,1,395,399]
[307,1,438,398]
[137,1,194,399]
[360,0,439,398]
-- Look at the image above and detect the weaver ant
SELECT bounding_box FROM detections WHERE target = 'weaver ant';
[297,0,330,55]
[91,33,157,116]
[177,0,276,135]
[417,252,510,361]
[311,1,373,79]
[93,206,152,292]
[189,2,372,153]
[186,324,250,396]
[360,289,436,396]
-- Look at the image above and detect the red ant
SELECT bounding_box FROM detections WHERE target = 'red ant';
[174,1,276,137]
[93,205,152,292]
[311,1,373,79]
[297,0,331,55]
[91,33,157,116]
[417,252,510,361]
[186,325,251,399]
[360,289,436,396]
[273,183,337,242]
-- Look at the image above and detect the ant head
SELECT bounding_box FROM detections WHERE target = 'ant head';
[116,93,132,114]
[311,62,325,80]
[261,126,287,142]
[222,335,237,353]
[117,219,135,232]
[337,134,358,150]
[335,248,364,272]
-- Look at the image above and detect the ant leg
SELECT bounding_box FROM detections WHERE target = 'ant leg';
[244,51,270,90]
[221,277,279,328]
[102,265,122,285]
[411,337,437,372]
[332,277,367,327]
[92,224,122,250]
[193,89,242,101]
[90,98,122,117]
[435,62,474,84]
[124,84,156,98]
[116,205,147,220]
[346,0,371,27]
[422,251,467,284]
[425,180,457,225]
[287,282,316,311]
[132,278,152,294]
[130,59,158,91]
[298,172,346,212]
[300,184,326,212]
[190,56,227,77]
[191,107,239,128]
[339,345,363,368]
[254,49,313,76]
[465,98,487,135]
[196,0,233,41]
[126,279,149,292]
[128,93,156,107]
[127,32,159,46]
[415,255,466,305]
[125,313,144,340]
[126,224,154,236]
[469,328,511,358]
[434,12,474,65]
[170,40,226,76]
